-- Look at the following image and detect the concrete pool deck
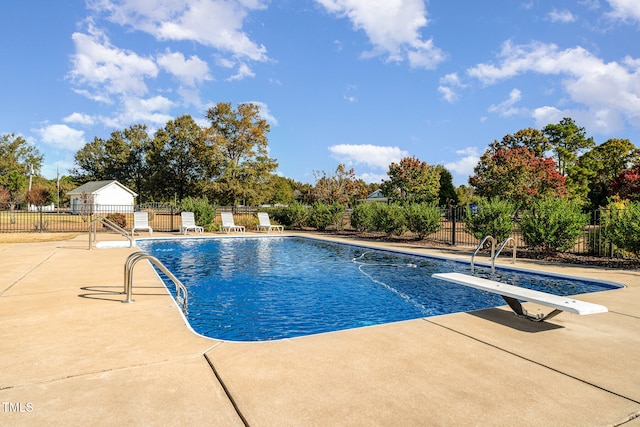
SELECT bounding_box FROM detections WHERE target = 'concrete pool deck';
[1,232,640,426]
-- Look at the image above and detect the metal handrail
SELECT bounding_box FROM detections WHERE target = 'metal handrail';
[88,216,133,249]
[123,251,188,314]
[492,237,516,271]
[471,235,495,272]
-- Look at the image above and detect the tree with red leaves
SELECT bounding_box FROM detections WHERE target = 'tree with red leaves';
[610,165,640,201]
[470,147,567,208]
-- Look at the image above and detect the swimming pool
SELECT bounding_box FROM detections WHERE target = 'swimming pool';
[136,236,621,341]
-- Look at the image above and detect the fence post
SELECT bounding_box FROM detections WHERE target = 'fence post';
[451,207,457,246]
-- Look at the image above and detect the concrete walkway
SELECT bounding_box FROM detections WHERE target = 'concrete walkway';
[1,232,639,426]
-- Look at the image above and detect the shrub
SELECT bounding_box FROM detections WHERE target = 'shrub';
[601,201,640,257]
[404,203,442,239]
[372,203,406,236]
[270,202,308,229]
[463,197,515,243]
[105,212,127,229]
[181,196,215,228]
[350,202,377,232]
[519,198,588,252]
[307,202,345,231]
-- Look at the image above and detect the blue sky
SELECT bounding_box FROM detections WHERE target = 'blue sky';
[2,0,640,186]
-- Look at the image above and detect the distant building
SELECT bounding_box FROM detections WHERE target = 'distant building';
[67,180,137,214]
[359,189,388,203]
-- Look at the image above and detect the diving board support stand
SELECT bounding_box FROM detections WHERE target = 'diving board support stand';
[432,272,607,322]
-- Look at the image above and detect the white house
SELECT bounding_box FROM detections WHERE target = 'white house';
[67,180,137,214]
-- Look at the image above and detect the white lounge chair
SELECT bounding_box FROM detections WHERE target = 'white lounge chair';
[256,212,284,233]
[131,211,152,236]
[181,211,204,235]
[220,212,245,233]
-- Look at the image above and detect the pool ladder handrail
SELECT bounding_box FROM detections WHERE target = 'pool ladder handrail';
[123,251,188,314]
[471,235,496,272]
[492,237,516,272]
[88,216,133,249]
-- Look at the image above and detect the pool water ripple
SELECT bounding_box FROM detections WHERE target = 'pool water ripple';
[137,237,619,341]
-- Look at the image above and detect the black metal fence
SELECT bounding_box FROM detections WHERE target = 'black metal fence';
[0,204,619,258]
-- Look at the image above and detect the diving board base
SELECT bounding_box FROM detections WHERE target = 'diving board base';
[502,296,563,322]
[432,272,608,322]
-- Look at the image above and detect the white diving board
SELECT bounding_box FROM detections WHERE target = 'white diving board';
[432,272,608,322]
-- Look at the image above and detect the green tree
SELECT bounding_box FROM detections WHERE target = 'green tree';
[205,102,278,206]
[470,148,566,209]
[488,128,550,157]
[579,138,639,208]
[267,175,296,205]
[381,156,440,203]
[0,134,43,208]
[147,115,207,201]
[72,136,108,183]
[544,118,595,177]
[435,165,458,206]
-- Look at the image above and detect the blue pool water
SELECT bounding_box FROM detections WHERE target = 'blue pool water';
[136,236,620,341]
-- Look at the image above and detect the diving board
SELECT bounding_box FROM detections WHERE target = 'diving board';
[432,272,608,322]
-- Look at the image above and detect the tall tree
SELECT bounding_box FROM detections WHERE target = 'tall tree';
[470,147,566,208]
[488,128,550,157]
[435,165,459,206]
[544,118,595,176]
[381,156,440,203]
[72,137,108,182]
[578,138,639,208]
[205,102,278,206]
[0,134,44,208]
[313,164,358,205]
[147,115,207,201]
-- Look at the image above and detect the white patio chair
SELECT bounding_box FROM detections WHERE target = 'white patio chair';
[131,211,152,235]
[256,212,284,233]
[181,211,204,235]
[219,212,245,233]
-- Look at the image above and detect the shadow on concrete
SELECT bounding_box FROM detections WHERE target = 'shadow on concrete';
[467,308,563,332]
[78,285,166,302]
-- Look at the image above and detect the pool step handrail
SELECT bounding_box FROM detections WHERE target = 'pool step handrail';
[123,251,188,314]
[471,235,496,272]
[88,216,133,249]
[492,237,516,272]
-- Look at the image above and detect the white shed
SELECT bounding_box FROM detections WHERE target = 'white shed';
[67,180,138,214]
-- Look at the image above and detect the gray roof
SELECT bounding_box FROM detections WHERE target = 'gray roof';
[67,180,137,197]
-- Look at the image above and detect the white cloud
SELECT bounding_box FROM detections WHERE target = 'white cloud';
[547,9,577,23]
[329,144,408,170]
[226,63,255,81]
[63,112,95,126]
[438,72,466,103]
[316,0,446,69]
[157,50,212,86]
[69,27,158,99]
[606,0,640,23]
[89,0,269,61]
[467,40,640,133]
[488,88,524,117]
[444,147,480,180]
[358,172,387,183]
[247,101,278,125]
[36,124,86,151]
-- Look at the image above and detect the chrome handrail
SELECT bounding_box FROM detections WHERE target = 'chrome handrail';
[88,216,133,249]
[123,251,188,314]
[471,235,495,272]
[492,237,516,271]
